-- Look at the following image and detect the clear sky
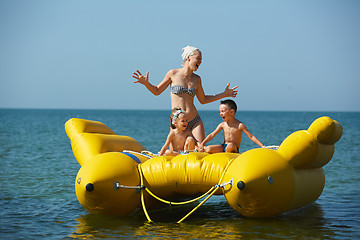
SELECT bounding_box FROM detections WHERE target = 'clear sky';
[1,0,359,112]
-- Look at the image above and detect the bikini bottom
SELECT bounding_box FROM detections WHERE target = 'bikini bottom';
[187,115,201,130]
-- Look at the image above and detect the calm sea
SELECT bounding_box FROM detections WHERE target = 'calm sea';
[0,109,359,239]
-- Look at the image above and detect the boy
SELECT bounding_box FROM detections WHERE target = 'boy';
[200,100,264,153]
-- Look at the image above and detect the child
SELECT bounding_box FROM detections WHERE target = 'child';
[132,46,238,144]
[200,100,264,153]
[159,107,196,156]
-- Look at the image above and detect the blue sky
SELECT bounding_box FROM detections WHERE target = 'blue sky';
[1,0,359,112]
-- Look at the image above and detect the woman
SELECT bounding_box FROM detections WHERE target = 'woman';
[132,46,238,143]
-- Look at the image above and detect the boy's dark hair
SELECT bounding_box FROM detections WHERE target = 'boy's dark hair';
[221,99,237,113]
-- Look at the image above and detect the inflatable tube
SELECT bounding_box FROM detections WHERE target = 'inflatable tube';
[65,116,342,219]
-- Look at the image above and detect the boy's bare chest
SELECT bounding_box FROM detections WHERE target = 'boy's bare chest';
[224,127,241,137]
[223,124,242,142]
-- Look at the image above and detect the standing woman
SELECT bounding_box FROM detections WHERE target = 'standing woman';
[132,46,238,143]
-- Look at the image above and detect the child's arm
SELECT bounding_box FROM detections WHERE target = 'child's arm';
[196,81,238,104]
[201,124,223,148]
[132,70,172,96]
[241,124,264,148]
[159,132,173,156]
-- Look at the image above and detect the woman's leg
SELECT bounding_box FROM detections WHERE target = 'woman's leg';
[191,119,205,143]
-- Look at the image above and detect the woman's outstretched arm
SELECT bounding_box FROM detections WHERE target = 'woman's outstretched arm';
[132,70,172,96]
[196,80,238,104]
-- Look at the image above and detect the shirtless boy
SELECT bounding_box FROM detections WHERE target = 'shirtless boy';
[200,100,264,153]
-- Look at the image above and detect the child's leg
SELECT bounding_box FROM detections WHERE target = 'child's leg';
[204,145,224,153]
[165,149,179,156]
[184,136,196,151]
[225,143,239,153]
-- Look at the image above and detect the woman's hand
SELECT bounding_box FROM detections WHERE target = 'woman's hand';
[132,70,149,85]
[224,83,238,98]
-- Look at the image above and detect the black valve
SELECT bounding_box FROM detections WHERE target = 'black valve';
[86,183,94,192]
[237,181,245,190]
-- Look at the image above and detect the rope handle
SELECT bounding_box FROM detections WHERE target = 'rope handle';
[138,164,153,222]
[145,186,216,205]
[176,158,235,223]
[136,159,235,223]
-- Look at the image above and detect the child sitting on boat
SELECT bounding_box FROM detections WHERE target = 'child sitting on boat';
[159,107,196,156]
[199,100,264,153]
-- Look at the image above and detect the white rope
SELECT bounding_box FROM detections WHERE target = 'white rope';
[264,145,279,150]
[155,149,200,156]
[123,150,154,158]
[141,150,158,157]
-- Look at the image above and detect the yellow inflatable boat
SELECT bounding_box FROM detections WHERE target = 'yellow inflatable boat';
[65,116,342,221]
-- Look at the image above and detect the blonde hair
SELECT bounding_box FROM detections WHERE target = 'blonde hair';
[170,107,184,129]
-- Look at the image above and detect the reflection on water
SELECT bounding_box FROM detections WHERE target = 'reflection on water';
[70,197,340,239]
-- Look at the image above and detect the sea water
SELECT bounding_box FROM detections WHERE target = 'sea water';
[0,109,359,239]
